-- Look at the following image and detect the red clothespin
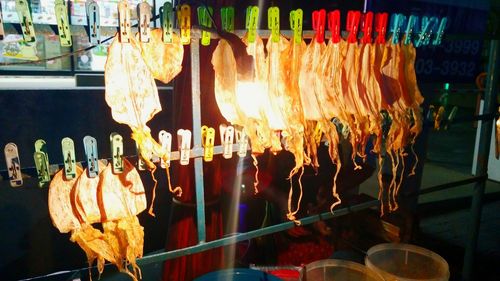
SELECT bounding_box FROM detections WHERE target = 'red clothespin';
[328,10,341,43]
[312,9,326,43]
[346,10,361,43]
[361,11,374,44]
[375,12,388,44]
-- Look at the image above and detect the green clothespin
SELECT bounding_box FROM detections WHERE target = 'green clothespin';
[34,139,50,187]
[15,0,36,44]
[110,132,124,174]
[290,9,303,44]
[197,6,213,46]
[432,17,447,46]
[404,15,418,45]
[61,137,76,180]
[55,0,72,47]
[268,6,279,43]
[160,1,173,43]
[221,6,234,32]
[245,6,259,43]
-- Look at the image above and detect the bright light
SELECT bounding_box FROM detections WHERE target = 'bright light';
[236,81,266,119]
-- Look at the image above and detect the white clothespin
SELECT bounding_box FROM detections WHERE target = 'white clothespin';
[177,129,191,165]
[110,132,124,174]
[220,124,234,159]
[137,1,152,43]
[61,137,77,180]
[86,0,100,44]
[118,0,131,43]
[235,128,249,157]
[4,143,22,187]
[159,130,172,168]
[83,136,99,178]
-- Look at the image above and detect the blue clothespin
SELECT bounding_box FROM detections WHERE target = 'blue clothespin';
[404,15,418,45]
[416,16,438,47]
[390,13,406,44]
[432,17,447,46]
[83,136,99,178]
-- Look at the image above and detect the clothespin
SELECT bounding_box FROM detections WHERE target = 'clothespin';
[360,11,374,44]
[415,16,438,47]
[83,136,99,178]
[1,2,5,40]
[61,137,77,180]
[159,130,172,168]
[375,12,388,44]
[268,6,279,43]
[138,1,152,43]
[313,123,323,145]
[235,128,249,157]
[221,6,234,32]
[160,2,173,43]
[201,125,215,162]
[327,10,341,43]
[312,9,326,43]
[86,0,100,44]
[432,17,447,46]
[444,106,458,130]
[110,133,124,174]
[404,15,418,45]
[4,143,22,187]
[346,10,361,44]
[290,9,303,44]
[34,139,50,187]
[117,0,131,43]
[15,0,36,44]
[177,4,191,45]
[245,6,259,43]
[54,0,71,47]
[177,129,191,165]
[220,124,235,159]
[197,6,213,46]
[136,143,147,171]
[390,13,406,44]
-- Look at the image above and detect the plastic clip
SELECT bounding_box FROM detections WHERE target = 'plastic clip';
[177,4,191,45]
[160,1,173,43]
[235,128,248,157]
[327,10,341,43]
[15,0,36,43]
[86,0,100,44]
[312,9,326,43]
[432,17,447,46]
[83,136,99,178]
[390,13,406,45]
[375,12,388,44]
[177,129,191,165]
[55,0,71,47]
[0,2,4,40]
[346,10,361,44]
[361,11,374,44]
[4,143,22,187]
[118,0,131,43]
[416,16,437,47]
[34,139,50,187]
[404,15,418,45]
[245,6,259,43]
[135,142,147,171]
[197,6,213,46]
[61,137,77,180]
[220,124,234,159]
[159,130,172,168]
[268,6,279,43]
[221,6,234,32]
[110,132,124,174]
[289,9,303,44]
[138,2,152,43]
[201,125,215,162]
[314,123,323,145]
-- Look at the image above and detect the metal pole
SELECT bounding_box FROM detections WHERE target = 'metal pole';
[190,39,207,243]
[462,39,500,280]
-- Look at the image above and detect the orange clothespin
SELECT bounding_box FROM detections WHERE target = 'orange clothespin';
[312,9,326,43]
[346,10,361,43]
[361,11,374,44]
[327,10,341,43]
[375,12,388,44]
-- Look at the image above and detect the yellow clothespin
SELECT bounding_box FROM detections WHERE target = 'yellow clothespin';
[177,4,191,45]
[314,122,323,145]
[220,124,235,159]
[268,6,279,43]
[34,139,50,187]
[235,128,249,157]
[118,0,131,43]
[61,137,77,180]
[138,1,152,43]
[290,9,303,44]
[245,6,259,43]
[15,0,36,44]
[4,143,22,187]
[110,133,124,174]
[177,129,192,165]
[159,130,172,168]
[197,6,213,46]
[55,0,72,47]
[201,125,215,162]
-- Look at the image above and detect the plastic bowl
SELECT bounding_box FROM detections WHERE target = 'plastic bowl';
[194,268,282,281]
[365,243,450,281]
[304,259,385,281]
